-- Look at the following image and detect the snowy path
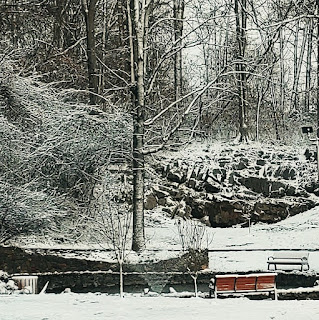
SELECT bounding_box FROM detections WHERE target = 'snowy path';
[1,294,319,320]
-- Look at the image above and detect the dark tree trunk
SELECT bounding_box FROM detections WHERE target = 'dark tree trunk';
[82,0,98,105]
[173,0,185,104]
[234,0,248,142]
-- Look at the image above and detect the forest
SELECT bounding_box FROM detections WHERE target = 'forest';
[0,0,319,254]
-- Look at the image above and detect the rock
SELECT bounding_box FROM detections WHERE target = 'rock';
[205,200,246,227]
[200,216,211,227]
[153,187,170,199]
[239,176,271,196]
[191,167,200,179]
[282,168,297,180]
[162,207,173,214]
[158,198,167,206]
[166,197,176,207]
[188,178,196,189]
[167,169,185,183]
[143,288,150,294]
[274,166,297,180]
[21,286,32,294]
[252,199,316,223]
[204,177,220,193]
[145,194,157,210]
[286,186,297,196]
[236,158,249,170]
[270,187,285,198]
[158,185,178,197]
[211,168,226,183]
[228,172,241,185]
[169,287,177,293]
[150,143,318,228]
[256,159,266,166]
[172,200,191,219]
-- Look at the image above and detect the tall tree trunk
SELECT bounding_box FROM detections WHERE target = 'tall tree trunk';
[291,21,307,111]
[52,0,65,49]
[173,0,184,104]
[82,0,98,105]
[234,0,248,142]
[279,27,285,114]
[129,0,148,252]
[305,18,313,113]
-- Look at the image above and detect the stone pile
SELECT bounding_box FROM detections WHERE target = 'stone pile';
[146,144,318,227]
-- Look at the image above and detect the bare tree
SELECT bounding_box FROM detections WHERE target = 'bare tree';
[89,170,132,298]
[176,218,211,297]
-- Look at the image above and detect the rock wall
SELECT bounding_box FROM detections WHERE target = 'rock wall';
[146,144,318,227]
[0,246,208,274]
[0,246,209,293]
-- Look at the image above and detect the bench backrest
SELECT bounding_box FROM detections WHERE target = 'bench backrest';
[215,273,276,293]
[271,251,309,260]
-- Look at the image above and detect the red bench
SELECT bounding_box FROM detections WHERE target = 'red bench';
[209,273,277,299]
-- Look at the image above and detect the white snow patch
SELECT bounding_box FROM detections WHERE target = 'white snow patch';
[1,294,319,320]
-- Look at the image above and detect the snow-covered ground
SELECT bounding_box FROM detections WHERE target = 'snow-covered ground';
[1,293,319,320]
[144,205,319,273]
[4,191,319,319]
[19,205,319,273]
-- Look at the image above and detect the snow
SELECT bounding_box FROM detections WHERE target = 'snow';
[6,151,319,319]
[1,293,319,320]
[17,204,319,271]
[143,205,319,273]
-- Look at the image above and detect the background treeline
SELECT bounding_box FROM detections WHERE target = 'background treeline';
[1,0,318,142]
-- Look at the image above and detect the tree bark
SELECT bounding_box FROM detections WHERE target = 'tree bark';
[129,0,148,252]
[234,0,248,142]
[173,0,184,104]
[82,0,99,105]
[305,18,313,113]
[291,21,307,111]
[119,260,124,298]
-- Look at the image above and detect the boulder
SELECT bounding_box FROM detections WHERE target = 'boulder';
[204,200,247,227]
[153,187,170,199]
[203,177,220,193]
[256,159,266,166]
[239,176,271,196]
[145,194,157,210]
[167,169,185,183]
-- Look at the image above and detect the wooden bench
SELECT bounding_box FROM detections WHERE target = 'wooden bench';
[209,273,277,299]
[267,251,309,271]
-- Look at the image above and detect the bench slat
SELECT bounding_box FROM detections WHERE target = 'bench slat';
[235,277,256,291]
[271,251,309,259]
[216,277,236,291]
[256,275,276,290]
